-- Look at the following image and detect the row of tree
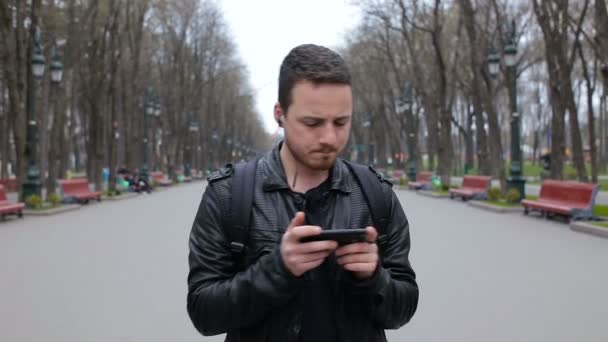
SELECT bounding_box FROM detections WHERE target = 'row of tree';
[0,0,271,200]
[343,0,608,187]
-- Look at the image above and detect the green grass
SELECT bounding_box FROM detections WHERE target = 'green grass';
[449,160,607,179]
[599,179,608,191]
[27,202,59,211]
[593,222,608,229]
[528,178,607,190]
[594,205,608,217]
[522,162,543,178]
[526,195,538,201]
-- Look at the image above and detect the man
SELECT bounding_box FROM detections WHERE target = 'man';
[187,44,418,342]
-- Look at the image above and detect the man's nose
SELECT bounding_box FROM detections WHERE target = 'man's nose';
[319,124,338,146]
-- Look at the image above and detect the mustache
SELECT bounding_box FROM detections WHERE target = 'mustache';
[312,146,338,154]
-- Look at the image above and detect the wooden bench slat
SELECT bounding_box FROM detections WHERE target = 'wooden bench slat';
[0,185,24,218]
[449,175,492,200]
[59,179,101,203]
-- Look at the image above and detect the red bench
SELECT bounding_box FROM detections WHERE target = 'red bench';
[191,169,204,180]
[0,177,18,193]
[389,169,405,184]
[151,171,173,186]
[59,179,101,203]
[409,172,433,190]
[0,185,25,219]
[521,180,599,221]
[175,169,192,183]
[449,175,492,201]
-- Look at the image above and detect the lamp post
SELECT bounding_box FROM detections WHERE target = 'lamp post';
[153,99,161,171]
[362,114,371,165]
[211,132,219,169]
[400,83,416,182]
[22,28,46,200]
[487,21,525,201]
[187,116,199,178]
[45,50,63,196]
[141,91,155,183]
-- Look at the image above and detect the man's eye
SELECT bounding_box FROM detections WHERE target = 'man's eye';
[335,121,347,127]
[304,121,320,127]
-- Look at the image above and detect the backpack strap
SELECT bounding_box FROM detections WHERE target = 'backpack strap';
[226,159,258,262]
[343,161,391,251]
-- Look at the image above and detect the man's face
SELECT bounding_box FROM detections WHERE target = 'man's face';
[276,80,353,171]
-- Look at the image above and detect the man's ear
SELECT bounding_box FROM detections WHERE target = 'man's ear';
[274,102,284,127]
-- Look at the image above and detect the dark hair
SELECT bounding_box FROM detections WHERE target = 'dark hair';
[278,44,351,114]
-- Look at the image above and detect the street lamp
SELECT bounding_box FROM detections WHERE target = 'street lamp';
[141,92,155,183]
[186,117,199,178]
[400,82,416,182]
[505,22,525,201]
[487,20,525,201]
[487,48,500,77]
[154,100,161,117]
[22,29,46,200]
[32,47,46,79]
[152,98,161,170]
[50,53,63,83]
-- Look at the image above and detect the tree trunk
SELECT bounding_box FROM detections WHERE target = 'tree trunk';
[1,0,33,201]
[601,91,608,172]
[46,84,59,197]
[596,0,608,90]
[0,82,7,179]
[578,43,598,182]
[564,81,588,181]
[458,0,492,177]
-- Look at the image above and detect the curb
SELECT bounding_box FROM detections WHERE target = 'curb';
[468,201,523,213]
[23,204,81,216]
[417,191,449,199]
[570,221,608,239]
[104,193,140,201]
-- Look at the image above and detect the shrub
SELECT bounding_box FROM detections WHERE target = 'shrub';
[505,188,521,203]
[104,189,122,197]
[399,177,408,187]
[25,194,42,209]
[488,187,502,201]
[47,193,61,207]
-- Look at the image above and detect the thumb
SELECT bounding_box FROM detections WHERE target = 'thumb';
[366,226,378,243]
[288,212,306,230]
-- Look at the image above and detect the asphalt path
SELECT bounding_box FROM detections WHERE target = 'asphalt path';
[1,182,606,341]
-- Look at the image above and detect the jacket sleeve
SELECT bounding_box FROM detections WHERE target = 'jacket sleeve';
[341,189,419,329]
[187,182,304,336]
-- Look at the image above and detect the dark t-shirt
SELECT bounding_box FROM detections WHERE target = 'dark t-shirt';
[289,178,339,342]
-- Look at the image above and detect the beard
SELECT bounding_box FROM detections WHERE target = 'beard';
[283,138,338,171]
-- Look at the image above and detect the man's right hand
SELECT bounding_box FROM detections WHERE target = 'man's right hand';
[280,212,338,277]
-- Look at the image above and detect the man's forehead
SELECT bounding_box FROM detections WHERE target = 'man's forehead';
[297,111,352,119]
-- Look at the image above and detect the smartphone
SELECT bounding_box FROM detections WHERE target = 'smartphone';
[300,229,368,245]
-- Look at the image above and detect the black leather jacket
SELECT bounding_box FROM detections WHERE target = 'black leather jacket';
[187,146,418,341]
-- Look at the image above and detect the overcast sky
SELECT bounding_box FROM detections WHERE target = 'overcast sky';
[219,0,362,134]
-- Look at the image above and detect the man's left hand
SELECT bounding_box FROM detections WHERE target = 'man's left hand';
[336,227,378,280]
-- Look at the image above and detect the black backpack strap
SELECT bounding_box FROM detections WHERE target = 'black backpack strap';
[344,161,391,251]
[227,159,258,260]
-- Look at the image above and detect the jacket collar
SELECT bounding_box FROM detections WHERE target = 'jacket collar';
[261,141,352,193]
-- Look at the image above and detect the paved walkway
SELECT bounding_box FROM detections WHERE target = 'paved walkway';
[0,183,606,341]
